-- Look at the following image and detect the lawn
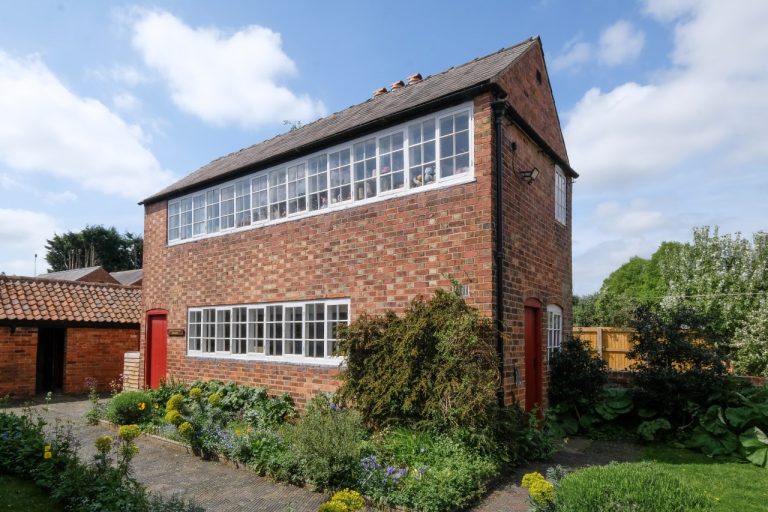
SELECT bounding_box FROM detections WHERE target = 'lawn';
[642,445,768,512]
[0,474,62,511]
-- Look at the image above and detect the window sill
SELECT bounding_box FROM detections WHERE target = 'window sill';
[186,352,345,367]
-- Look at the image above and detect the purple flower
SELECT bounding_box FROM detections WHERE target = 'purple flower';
[385,465,396,475]
[360,455,380,471]
[330,403,340,411]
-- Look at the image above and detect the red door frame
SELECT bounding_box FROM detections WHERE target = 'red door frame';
[524,298,543,412]
[145,309,168,389]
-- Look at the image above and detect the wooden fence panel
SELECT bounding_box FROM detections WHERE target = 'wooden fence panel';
[573,327,635,371]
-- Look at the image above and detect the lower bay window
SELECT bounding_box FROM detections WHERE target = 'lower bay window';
[187,299,350,363]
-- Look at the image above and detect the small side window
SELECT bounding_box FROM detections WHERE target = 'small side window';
[547,304,563,364]
[555,166,566,225]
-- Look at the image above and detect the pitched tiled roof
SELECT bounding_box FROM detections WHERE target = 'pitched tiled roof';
[143,38,537,204]
[0,275,141,324]
[40,266,103,281]
[110,269,143,286]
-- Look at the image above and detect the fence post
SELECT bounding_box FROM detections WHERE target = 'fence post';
[597,327,604,359]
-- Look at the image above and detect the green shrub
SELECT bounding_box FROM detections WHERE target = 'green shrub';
[337,288,499,432]
[630,305,728,429]
[556,462,712,511]
[106,390,154,425]
[549,336,607,412]
[286,395,365,490]
[359,428,497,512]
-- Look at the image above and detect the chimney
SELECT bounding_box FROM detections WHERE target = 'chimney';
[407,73,422,85]
[390,80,405,90]
[373,87,388,98]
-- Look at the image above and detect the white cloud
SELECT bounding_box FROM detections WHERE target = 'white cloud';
[598,21,645,65]
[0,208,57,276]
[113,91,141,112]
[90,64,149,86]
[129,10,326,128]
[551,39,593,72]
[0,50,173,199]
[595,199,670,235]
[564,0,768,188]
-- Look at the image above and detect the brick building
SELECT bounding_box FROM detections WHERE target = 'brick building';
[140,37,576,409]
[0,275,140,396]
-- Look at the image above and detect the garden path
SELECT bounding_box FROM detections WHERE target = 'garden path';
[6,396,326,512]
[472,437,640,512]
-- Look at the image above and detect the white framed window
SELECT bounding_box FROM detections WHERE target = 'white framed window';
[168,103,475,243]
[188,310,202,351]
[378,132,405,193]
[353,138,377,200]
[307,155,329,211]
[232,307,248,354]
[235,180,251,228]
[187,299,350,364]
[555,165,566,225]
[547,304,563,363]
[286,163,307,215]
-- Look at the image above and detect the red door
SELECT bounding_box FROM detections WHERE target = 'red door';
[524,302,543,412]
[145,312,167,389]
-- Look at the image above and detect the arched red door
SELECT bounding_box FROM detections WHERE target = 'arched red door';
[524,298,543,412]
[145,310,167,389]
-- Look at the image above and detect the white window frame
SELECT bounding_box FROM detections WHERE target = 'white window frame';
[547,304,563,364]
[186,298,351,366]
[555,165,566,225]
[167,103,475,244]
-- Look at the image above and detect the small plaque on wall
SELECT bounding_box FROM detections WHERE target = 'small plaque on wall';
[167,329,185,337]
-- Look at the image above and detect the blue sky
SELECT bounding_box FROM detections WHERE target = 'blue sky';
[1,0,766,293]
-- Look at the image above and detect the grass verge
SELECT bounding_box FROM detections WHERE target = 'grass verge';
[0,473,63,511]
[642,445,768,512]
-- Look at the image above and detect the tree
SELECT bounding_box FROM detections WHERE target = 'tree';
[660,227,768,361]
[586,242,680,327]
[45,226,143,272]
[572,293,599,326]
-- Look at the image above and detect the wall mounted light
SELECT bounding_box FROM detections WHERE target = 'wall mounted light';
[518,167,539,185]
[510,142,540,185]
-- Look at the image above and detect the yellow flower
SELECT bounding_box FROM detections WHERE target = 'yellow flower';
[95,436,113,453]
[527,478,555,505]
[330,489,365,511]
[154,403,159,410]
[118,424,142,442]
[178,421,194,438]
[44,444,52,452]
[165,409,184,426]
[207,392,222,406]
[44,451,53,459]
[521,472,545,489]
[189,387,202,399]
[137,402,146,411]
[166,393,185,412]
[234,428,243,437]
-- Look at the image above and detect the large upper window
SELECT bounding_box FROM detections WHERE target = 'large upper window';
[547,304,563,364]
[555,165,566,225]
[187,299,350,363]
[168,104,475,243]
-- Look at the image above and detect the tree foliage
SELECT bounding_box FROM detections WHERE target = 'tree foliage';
[45,225,143,272]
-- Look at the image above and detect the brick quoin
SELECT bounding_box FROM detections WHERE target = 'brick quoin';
[141,39,573,410]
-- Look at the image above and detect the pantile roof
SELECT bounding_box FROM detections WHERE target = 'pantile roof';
[0,275,141,324]
[143,38,538,204]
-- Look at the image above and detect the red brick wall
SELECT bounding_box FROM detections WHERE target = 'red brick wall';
[141,96,496,406]
[64,327,139,394]
[494,40,569,162]
[0,326,37,397]
[494,43,573,408]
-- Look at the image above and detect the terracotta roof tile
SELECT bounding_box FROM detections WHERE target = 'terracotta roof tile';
[0,275,141,324]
